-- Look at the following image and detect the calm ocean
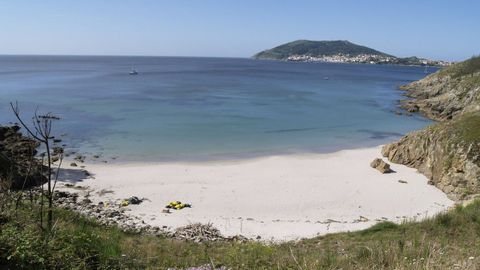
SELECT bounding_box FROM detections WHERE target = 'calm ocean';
[0,56,433,161]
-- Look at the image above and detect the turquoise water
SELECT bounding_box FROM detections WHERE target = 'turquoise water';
[0,56,433,161]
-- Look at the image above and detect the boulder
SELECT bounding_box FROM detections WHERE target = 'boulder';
[370,158,393,173]
[128,196,143,205]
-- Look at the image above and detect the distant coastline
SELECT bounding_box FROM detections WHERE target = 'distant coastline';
[253,40,451,66]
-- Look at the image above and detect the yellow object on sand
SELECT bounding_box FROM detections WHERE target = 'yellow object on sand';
[121,200,130,207]
[169,201,180,207]
[166,201,191,210]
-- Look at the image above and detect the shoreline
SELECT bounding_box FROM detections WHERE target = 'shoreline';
[58,145,454,241]
[68,132,432,165]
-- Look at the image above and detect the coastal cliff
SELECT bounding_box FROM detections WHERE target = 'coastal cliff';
[383,56,480,201]
[400,56,480,121]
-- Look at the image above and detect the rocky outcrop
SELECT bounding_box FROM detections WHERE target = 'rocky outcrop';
[399,58,480,121]
[382,112,480,201]
[0,126,46,189]
[383,57,480,201]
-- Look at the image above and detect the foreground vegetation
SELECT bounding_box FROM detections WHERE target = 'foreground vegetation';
[1,195,479,269]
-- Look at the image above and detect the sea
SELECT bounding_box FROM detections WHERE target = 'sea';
[0,55,434,162]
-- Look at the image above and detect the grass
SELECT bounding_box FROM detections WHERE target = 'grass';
[1,198,480,269]
[431,111,480,160]
[438,55,480,79]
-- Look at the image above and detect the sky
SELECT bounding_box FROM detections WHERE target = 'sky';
[0,0,478,61]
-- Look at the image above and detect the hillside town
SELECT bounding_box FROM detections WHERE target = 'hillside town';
[286,53,451,66]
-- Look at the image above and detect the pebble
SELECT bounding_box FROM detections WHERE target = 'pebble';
[39,189,250,242]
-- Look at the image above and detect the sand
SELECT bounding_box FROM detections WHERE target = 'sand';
[59,146,453,241]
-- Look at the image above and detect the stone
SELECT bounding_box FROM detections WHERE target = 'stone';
[74,154,86,163]
[52,146,64,155]
[398,180,408,184]
[55,191,69,198]
[127,196,143,205]
[81,198,92,204]
[370,158,393,173]
[70,162,77,167]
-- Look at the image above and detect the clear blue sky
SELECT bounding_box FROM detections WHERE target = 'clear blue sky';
[1,0,478,61]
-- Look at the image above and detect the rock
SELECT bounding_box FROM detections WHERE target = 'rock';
[162,209,171,214]
[0,125,46,189]
[370,158,393,173]
[54,191,69,199]
[127,196,143,204]
[398,180,408,184]
[52,146,64,155]
[81,198,92,204]
[74,154,86,163]
[382,113,480,201]
[70,162,77,167]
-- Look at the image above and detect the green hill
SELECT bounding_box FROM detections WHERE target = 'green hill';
[253,40,392,60]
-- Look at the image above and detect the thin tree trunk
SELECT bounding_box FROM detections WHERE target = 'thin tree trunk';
[46,141,53,231]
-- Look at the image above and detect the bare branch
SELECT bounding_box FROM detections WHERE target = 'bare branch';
[10,102,42,141]
[52,153,64,193]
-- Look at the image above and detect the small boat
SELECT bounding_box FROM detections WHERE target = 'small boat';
[129,67,138,75]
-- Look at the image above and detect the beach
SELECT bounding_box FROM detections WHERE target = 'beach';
[59,146,453,241]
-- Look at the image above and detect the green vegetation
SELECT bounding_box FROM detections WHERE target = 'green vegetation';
[452,112,480,144]
[252,40,447,66]
[395,56,428,66]
[1,196,480,269]
[253,40,392,60]
[438,55,480,78]
[428,111,480,146]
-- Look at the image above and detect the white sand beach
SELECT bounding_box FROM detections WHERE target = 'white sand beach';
[59,146,454,241]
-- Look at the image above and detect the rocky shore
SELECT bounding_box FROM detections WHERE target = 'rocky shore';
[383,56,480,201]
[0,124,249,243]
[50,188,249,243]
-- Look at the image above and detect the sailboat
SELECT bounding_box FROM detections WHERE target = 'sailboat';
[129,67,138,75]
